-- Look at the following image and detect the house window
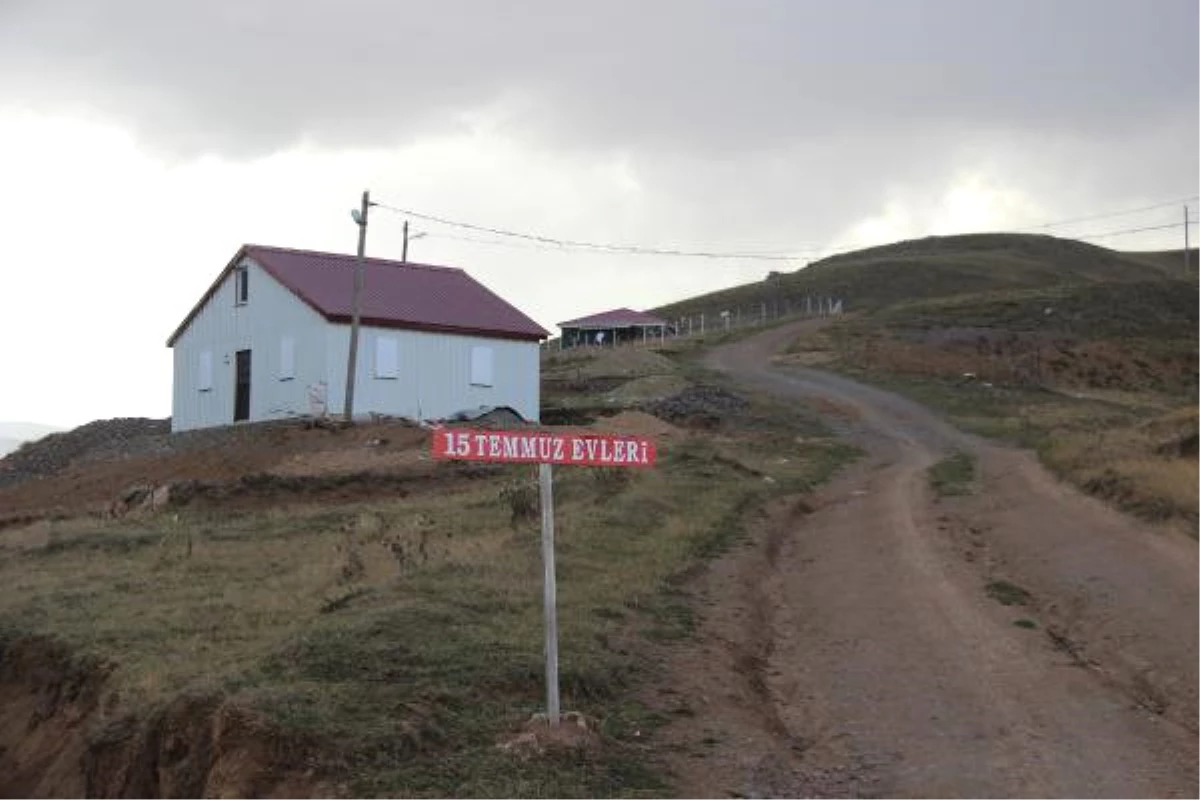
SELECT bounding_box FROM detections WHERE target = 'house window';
[234,266,249,305]
[198,350,213,392]
[470,346,494,387]
[279,336,295,380]
[375,336,398,379]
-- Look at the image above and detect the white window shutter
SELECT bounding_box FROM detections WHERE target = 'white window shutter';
[198,351,213,391]
[279,336,295,380]
[470,346,494,387]
[375,336,398,379]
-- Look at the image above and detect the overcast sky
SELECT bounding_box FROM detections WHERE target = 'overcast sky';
[0,0,1196,427]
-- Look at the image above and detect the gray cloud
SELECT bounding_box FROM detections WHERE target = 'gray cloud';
[1,0,1194,158]
[0,0,1197,429]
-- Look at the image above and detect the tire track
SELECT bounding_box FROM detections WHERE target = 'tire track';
[649,321,1198,798]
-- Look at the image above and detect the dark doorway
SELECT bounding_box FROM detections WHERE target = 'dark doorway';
[234,349,251,422]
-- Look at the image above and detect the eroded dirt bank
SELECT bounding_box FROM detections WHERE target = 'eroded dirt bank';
[647,320,1198,798]
[0,636,326,798]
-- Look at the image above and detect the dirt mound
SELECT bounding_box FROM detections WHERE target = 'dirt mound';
[0,419,435,523]
[642,385,750,428]
[0,418,170,490]
[496,712,600,760]
[591,410,682,439]
[603,374,689,404]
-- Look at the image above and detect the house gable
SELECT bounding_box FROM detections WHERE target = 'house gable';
[169,244,546,432]
[169,256,332,431]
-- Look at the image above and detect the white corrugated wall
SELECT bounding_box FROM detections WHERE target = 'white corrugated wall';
[323,325,541,422]
[171,257,541,431]
[171,257,335,432]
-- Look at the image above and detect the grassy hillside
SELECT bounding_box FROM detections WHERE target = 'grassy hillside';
[0,356,856,797]
[702,233,1200,529]
[1121,248,1198,276]
[655,234,1196,321]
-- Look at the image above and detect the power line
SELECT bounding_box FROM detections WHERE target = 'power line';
[424,231,572,253]
[1024,195,1200,231]
[426,217,1194,262]
[425,229,812,259]
[1069,221,1193,241]
[372,195,1199,264]
[372,201,809,261]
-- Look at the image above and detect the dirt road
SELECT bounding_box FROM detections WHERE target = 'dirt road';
[649,321,1198,798]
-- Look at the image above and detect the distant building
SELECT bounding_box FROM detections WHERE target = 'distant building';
[557,308,672,349]
[166,245,548,432]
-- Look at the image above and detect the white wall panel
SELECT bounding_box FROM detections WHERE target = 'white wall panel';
[172,257,541,430]
[170,257,328,431]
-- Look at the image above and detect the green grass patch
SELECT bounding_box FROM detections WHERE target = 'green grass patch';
[986,580,1033,607]
[927,452,976,497]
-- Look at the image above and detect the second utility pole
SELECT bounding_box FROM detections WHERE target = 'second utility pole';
[344,189,370,422]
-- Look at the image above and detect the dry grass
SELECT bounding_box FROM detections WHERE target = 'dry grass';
[1039,412,1198,526]
[0,390,855,797]
[982,393,1191,526]
[541,347,678,380]
[776,270,1197,532]
[602,374,690,404]
[801,360,1197,528]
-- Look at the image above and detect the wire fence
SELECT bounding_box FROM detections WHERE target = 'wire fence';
[548,295,846,351]
[668,296,844,341]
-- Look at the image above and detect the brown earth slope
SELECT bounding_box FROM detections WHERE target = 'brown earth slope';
[648,320,1198,798]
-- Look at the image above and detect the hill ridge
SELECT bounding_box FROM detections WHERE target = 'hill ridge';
[654,232,1196,320]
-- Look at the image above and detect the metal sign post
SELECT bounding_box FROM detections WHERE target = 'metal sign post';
[538,462,560,724]
[433,428,657,726]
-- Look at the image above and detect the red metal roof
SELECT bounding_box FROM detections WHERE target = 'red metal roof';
[168,245,549,346]
[557,307,668,329]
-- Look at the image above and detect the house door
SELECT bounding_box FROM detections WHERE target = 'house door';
[234,349,251,422]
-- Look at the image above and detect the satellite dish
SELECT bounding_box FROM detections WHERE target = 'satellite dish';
[350,209,363,225]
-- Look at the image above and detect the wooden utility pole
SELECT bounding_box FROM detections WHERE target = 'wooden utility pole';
[402,220,410,262]
[344,189,370,422]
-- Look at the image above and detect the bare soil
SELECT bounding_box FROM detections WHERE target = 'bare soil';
[0,420,444,523]
[0,636,330,797]
[648,319,1198,798]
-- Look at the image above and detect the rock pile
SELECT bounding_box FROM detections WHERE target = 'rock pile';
[642,385,750,428]
[0,418,170,490]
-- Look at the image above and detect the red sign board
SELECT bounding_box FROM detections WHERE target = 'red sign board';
[432,428,656,468]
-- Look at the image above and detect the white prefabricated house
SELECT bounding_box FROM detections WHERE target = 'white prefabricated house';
[166,244,549,432]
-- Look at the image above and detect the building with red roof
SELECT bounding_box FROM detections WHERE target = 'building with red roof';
[556,308,672,349]
[167,245,549,431]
